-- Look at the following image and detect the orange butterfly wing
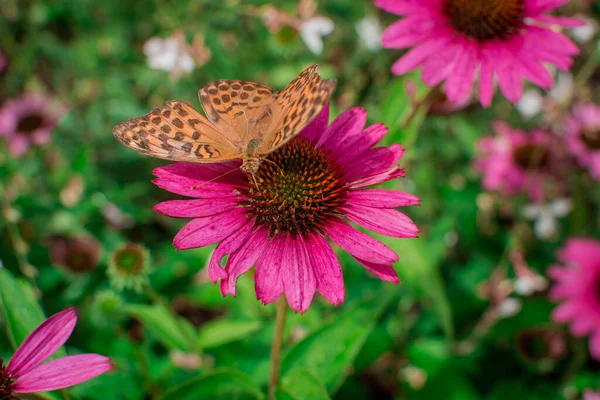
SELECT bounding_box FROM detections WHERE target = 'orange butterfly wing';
[113,100,241,162]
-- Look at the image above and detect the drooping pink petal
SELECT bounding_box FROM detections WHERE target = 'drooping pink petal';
[281,235,317,313]
[173,208,248,250]
[255,235,285,305]
[345,189,420,208]
[12,354,111,393]
[381,17,440,49]
[154,197,240,218]
[8,308,77,378]
[305,232,344,306]
[444,39,477,104]
[525,0,570,16]
[207,220,254,282]
[479,46,495,108]
[355,258,400,283]
[220,227,270,297]
[342,204,420,238]
[391,35,451,75]
[348,167,405,189]
[533,15,585,28]
[324,218,399,264]
[153,162,244,199]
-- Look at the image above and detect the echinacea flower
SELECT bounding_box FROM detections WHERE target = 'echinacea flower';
[376,0,582,106]
[0,308,111,397]
[47,234,102,274]
[475,121,565,201]
[549,238,600,359]
[107,243,151,292]
[153,105,420,313]
[565,103,600,180]
[0,93,64,157]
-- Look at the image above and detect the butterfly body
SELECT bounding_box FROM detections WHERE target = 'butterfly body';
[113,65,336,179]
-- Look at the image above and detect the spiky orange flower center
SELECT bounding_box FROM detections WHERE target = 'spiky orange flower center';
[16,113,44,134]
[0,360,15,400]
[513,143,551,170]
[242,136,347,235]
[581,128,600,150]
[444,0,525,41]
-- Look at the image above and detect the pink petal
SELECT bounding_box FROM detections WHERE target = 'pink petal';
[153,162,244,199]
[301,103,329,142]
[336,123,388,166]
[13,354,111,393]
[317,107,367,153]
[355,258,400,283]
[220,227,270,296]
[552,301,579,323]
[341,204,420,238]
[305,232,344,306]
[525,0,570,16]
[479,46,495,107]
[533,15,585,28]
[444,40,477,104]
[8,308,77,378]
[173,208,248,250]
[344,144,404,181]
[281,236,316,313]
[381,18,439,49]
[324,218,399,264]
[348,167,405,189]
[154,198,239,218]
[207,220,254,282]
[494,48,523,103]
[346,189,420,208]
[590,332,600,360]
[255,235,285,305]
[391,35,451,75]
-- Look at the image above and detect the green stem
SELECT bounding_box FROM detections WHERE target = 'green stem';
[268,298,288,400]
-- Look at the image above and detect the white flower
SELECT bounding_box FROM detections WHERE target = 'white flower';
[356,16,382,51]
[524,198,573,240]
[570,15,598,43]
[549,72,574,104]
[516,89,544,119]
[300,16,334,54]
[497,298,522,318]
[513,275,548,296]
[143,35,194,74]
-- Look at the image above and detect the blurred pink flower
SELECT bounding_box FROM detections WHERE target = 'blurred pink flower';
[584,390,600,400]
[0,308,111,397]
[153,105,420,313]
[565,103,600,180]
[549,238,600,359]
[375,0,582,107]
[475,122,565,201]
[0,93,64,157]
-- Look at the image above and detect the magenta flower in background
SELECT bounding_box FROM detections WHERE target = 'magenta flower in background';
[153,105,420,313]
[584,390,600,400]
[0,93,64,157]
[375,0,582,107]
[549,238,600,360]
[0,308,111,397]
[565,103,600,180]
[475,121,565,201]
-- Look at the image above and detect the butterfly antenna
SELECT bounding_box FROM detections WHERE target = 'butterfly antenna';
[190,167,239,190]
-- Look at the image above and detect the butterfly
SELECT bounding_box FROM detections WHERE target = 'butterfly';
[113,64,336,175]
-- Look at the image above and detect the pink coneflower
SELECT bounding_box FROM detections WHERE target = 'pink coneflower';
[153,105,420,313]
[0,308,111,397]
[376,0,582,107]
[565,103,600,180]
[549,238,600,359]
[584,390,600,400]
[0,93,64,157]
[475,121,564,201]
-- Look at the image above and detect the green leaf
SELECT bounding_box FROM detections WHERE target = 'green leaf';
[198,319,262,349]
[281,290,394,394]
[0,269,47,348]
[281,369,331,400]
[126,303,196,351]
[162,369,264,400]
